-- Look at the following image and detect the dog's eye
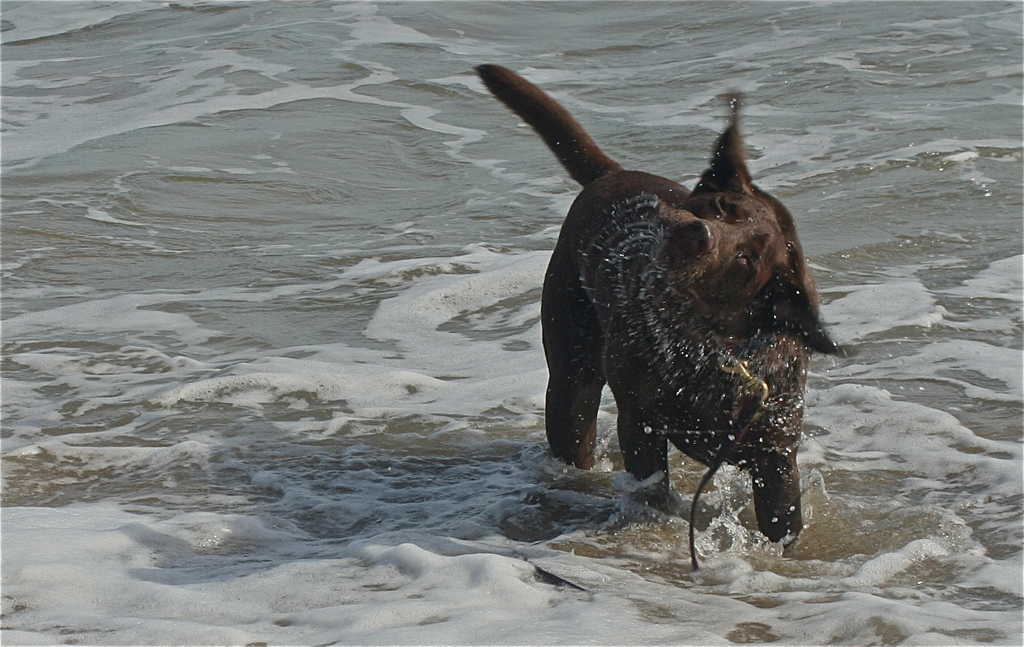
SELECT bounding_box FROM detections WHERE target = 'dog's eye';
[737,251,756,271]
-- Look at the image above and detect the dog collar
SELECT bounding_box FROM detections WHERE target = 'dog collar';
[721,332,778,356]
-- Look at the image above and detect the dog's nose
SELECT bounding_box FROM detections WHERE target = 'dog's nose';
[668,220,713,258]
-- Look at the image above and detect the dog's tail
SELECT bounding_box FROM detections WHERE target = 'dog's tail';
[476,64,622,186]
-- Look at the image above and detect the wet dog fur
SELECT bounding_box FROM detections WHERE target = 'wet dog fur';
[476,64,836,546]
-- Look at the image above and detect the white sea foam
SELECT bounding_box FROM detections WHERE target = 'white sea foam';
[3,3,1021,645]
[0,505,666,645]
[945,254,1023,301]
[826,339,1023,402]
[0,3,153,43]
[6,502,1014,646]
[822,278,944,343]
[805,383,1020,483]
[3,294,215,346]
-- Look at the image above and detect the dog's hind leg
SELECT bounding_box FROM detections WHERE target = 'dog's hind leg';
[542,244,605,469]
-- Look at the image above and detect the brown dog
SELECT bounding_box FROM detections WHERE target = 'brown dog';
[476,65,836,559]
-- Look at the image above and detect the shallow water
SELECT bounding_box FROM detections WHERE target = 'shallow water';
[2,2,1022,645]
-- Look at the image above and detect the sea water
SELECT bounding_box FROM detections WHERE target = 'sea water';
[2,2,1021,644]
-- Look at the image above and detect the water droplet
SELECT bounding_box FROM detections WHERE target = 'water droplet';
[643,425,653,435]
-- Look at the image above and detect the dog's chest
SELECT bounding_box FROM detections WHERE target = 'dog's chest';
[575,199,722,397]
[572,194,809,435]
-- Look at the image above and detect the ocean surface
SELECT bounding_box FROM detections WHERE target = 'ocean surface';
[2,2,1022,645]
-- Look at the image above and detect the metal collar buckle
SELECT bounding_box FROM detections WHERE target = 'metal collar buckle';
[717,354,769,405]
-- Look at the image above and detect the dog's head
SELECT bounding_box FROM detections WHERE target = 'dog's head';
[657,97,836,353]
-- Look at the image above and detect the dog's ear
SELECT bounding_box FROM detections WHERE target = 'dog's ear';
[693,94,753,195]
[769,276,837,353]
[766,242,837,354]
[746,186,836,354]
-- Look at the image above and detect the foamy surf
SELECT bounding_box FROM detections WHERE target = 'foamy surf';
[2,2,1021,645]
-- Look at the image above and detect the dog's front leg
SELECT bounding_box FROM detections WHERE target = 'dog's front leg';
[748,445,803,544]
[616,404,673,509]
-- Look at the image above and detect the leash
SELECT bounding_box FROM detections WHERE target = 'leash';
[688,353,770,571]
